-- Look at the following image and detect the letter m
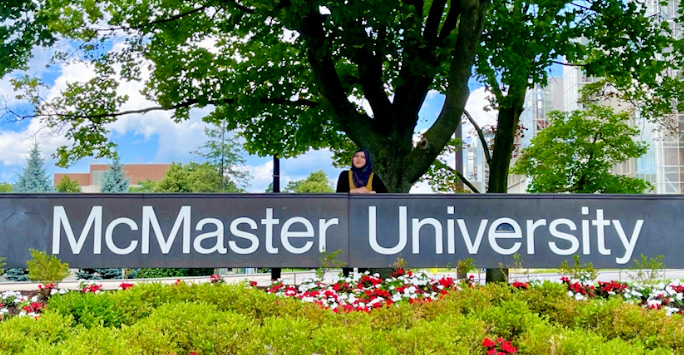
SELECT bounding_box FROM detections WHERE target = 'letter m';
[142,206,191,254]
[52,206,102,254]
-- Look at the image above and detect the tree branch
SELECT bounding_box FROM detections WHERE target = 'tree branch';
[346,20,392,126]
[424,0,447,41]
[406,0,489,184]
[296,5,372,146]
[434,159,480,193]
[463,109,492,166]
[552,60,586,67]
[4,96,319,121]
[438,0,461,42]
[92,5,213,33]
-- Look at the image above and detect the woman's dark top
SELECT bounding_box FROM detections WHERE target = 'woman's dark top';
[335,170,388,193]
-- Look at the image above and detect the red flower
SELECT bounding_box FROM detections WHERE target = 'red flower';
[250,281,258,287]
[119,283,134,290]
[501,341,517,353]
[487,349,496,355]
[482,338,496,348]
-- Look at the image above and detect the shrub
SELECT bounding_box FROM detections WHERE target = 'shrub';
[47,291,122,328]
[26,249,70,285]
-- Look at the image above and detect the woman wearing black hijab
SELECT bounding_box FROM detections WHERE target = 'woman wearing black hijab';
[335,148,387,194]
[336,148,387,277]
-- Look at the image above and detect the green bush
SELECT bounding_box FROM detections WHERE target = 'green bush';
[119,302,259,354]
[1,279,684,354]
[47,291,122,328]
[0,312,73,354]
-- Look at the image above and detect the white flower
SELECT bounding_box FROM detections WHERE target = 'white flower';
[574,293,586,301]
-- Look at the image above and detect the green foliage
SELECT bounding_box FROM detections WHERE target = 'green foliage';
[3,268,28,282]
[133,267,214,279]
[559,255,598,283]
[512,104,652,193]
[629,254,666,287]
[191,124,251,190]
[13,143,52,193]
[0,256,4,275]
[1,282,684,353]
[3,0,493,193]
[48,291,122,328]
[317,249,346,279]
[0,183,12,192]
[55,176,81,192]
[99,155,129,193]
[283,170,334,193]
[26,249,70,285]
[76,268,122,280]
[154,161,241,192]
[128,178,157,192]
[457,258,475,279]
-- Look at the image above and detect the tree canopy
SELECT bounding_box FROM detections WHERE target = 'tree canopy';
[1,0,681,194]
[283,170,334,193]
[154,162,241,193]
[55,176,82,192]
[2,0,488,192]
[511,104,652,194]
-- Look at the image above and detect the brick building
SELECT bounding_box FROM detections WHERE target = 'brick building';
[54,163,171,192]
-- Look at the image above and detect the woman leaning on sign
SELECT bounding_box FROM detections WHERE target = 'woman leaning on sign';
[336,148,387,277]
[335,148,388,194]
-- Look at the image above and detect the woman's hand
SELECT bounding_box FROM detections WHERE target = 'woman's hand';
[350,187,374,193]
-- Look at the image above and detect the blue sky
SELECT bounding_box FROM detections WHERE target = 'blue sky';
[0,45,500,193]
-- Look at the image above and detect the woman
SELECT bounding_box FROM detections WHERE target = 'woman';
[335,148,387,194]
[336,148,387,277]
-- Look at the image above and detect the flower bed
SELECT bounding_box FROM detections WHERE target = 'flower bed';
[1,272,684,354]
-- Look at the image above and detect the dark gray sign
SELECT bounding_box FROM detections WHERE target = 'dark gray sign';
[0,193,680,268]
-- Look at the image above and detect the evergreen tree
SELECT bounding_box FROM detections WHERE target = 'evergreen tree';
[14,143,52,193]
[6,144,52,281]
[100,155,129,193]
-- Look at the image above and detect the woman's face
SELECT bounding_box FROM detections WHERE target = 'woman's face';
[352,151,367,169]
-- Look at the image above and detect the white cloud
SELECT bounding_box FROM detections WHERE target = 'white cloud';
[465,87,498,128]
[410,180,434,193]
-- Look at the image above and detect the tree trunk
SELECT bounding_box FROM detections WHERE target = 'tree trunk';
[485,88,526,283]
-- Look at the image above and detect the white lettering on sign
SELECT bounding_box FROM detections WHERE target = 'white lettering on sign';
[52,205,339,257]
[365,206,644,264]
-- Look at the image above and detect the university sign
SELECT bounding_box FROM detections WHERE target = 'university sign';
[0,194,679,268]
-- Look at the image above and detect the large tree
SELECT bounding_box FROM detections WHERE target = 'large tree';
[2,2,680,193]
[424,0,679,195]
[511,104,651,194]
[2,0,488,193]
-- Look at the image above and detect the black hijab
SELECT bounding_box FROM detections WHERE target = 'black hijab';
[351,148,373,188]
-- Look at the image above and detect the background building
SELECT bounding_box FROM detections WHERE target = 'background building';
[54,164,170,192]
